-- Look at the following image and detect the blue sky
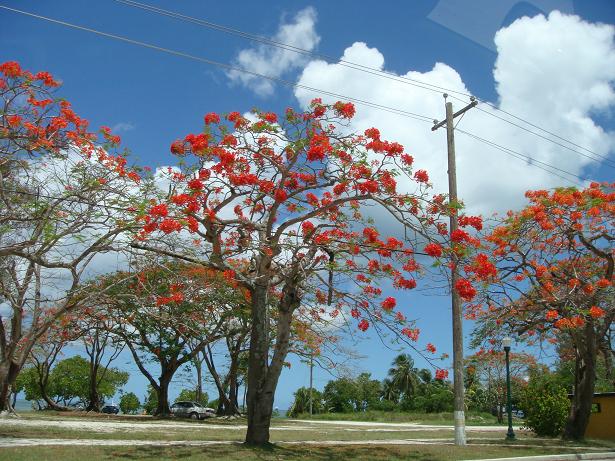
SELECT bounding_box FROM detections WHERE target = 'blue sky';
[3,0,615,409]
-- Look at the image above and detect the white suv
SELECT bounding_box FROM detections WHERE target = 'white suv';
[170,401,216,420]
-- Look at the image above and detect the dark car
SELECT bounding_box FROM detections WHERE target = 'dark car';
[170,401,216,420]
[101,404,120,414]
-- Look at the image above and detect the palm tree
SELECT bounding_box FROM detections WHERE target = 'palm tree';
[388,354,419,398]
[381,378,400,402]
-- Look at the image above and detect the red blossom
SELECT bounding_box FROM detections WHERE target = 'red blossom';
[454,278,477,301]
[381,297,396,311]
[589,306,605,318]
[401,327,420,341]
[414,169,429,183]
[149,203,169,217]
[333,101,356,119]
[424,243,443,257]
[159,218,182,234]
[204,112,220,125]
[187,178,204,191]
[274,189,288,203]
[435,369,449,380]
[358,319,369,332]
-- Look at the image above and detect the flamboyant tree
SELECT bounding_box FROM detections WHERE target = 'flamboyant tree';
[14,318,83,411]
[133,100,492,444]
[472,183,614,439]
[0,62,146,411]
[99,261,244,416]
[465,349,535,423]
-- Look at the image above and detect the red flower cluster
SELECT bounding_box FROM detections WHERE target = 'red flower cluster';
[454,278,477,301]
[464,254,497,281]
[333,101,356,119]
[401,327,420,341]
[414,170,429,183]
[149,203,169,217]
[426,343,437,353]
[435,369,449,380]
[358,319,369,331]
[381,297,396,311]
[458,215,483,231]
[159,218,182,234]
[589,305,605,318]
[424,243,443,257]
[274,189,288,203]
[204,112,220,125]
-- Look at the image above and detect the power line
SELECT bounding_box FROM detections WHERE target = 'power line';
[113,0,614,167]
[456,129,586,187]
[449,95,615,168]
[113,0,468,99]
[0,5,433,124]
[0,4,596,188]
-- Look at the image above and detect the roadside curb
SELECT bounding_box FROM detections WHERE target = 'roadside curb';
[467,452,615,461]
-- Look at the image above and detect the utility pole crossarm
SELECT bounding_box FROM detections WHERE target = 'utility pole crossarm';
[431,97,477,131]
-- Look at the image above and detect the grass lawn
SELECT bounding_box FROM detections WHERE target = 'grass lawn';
[291,411,505,426]
[2,413,614,461]
[0,443,599,461]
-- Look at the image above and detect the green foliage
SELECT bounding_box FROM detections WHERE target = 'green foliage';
[288,387,324,417]
[354,373,382,411]
[175,389,208,406]
[48,356,128,407]
[14,367,42,402]
[143,385,158,415]
[519,371,570,437]
[323,378,359,413]
[119,392,141,414]
[402,381,454,413]
[388,354,418,398]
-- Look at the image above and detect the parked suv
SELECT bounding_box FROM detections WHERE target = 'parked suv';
[170,401,215,420]
[101,404,119,414]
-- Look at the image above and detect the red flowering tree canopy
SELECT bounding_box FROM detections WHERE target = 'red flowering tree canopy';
[135,98,490,370]
[0,61,149,406]
[471,183,614,347]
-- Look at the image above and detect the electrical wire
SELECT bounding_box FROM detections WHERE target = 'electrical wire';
[0,4,598,188]
[449,94,615,168]
[113,0,468,99]
[456,128,586,187]
[0,5,434,124]
[113,0,614,166]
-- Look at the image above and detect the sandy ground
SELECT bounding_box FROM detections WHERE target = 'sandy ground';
[0,416,522,433]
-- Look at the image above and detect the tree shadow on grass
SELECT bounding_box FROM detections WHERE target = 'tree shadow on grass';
[102,443,438,461]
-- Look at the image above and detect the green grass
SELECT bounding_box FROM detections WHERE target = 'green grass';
[0,443,596,461]
[292,411,503,425]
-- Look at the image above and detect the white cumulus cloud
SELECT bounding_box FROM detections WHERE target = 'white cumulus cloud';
[294,11,615,215]
[227,7,320,97]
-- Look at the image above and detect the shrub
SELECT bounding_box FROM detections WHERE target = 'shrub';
[119,392,141,414]
[520,380,570,437]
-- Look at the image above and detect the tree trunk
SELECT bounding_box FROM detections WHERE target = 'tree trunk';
[245,284,273,445]
[194,357,203,405]
[224,347,240,416]
[563,324,597,440]
[245,284,297,445]
[86,363,100,412]
[155,374,173,417]
[0,360,20,412]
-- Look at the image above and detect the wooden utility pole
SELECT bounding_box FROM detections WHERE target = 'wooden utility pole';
[432,94,477,446]
[309,353,314,416]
